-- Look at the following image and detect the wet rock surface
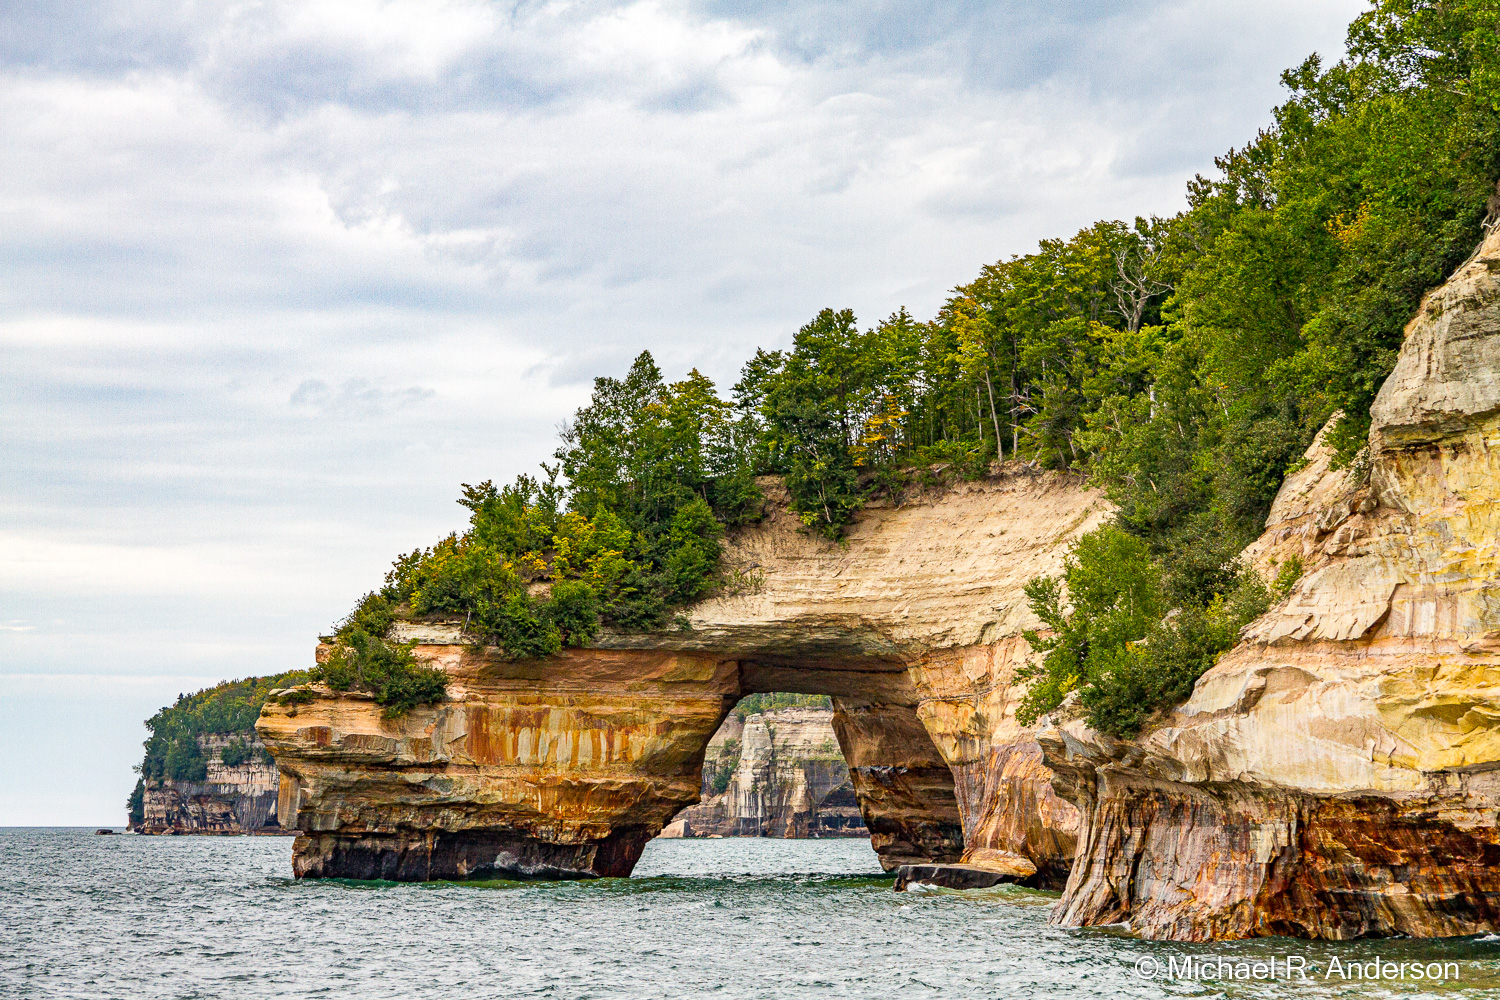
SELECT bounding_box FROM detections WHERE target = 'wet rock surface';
[893,862,1032,892]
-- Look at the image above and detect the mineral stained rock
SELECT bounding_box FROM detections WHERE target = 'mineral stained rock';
[258,470,1109,882]
[132,735,285,835]
[1044,227,1500,940]
[672,708,868,838]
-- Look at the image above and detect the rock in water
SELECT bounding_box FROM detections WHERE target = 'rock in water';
[893,861,1032,892]
[1043,227,1500,940]
[258,472,1110,883]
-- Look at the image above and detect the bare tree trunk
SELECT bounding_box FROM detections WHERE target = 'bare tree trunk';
[983,368,1003,457]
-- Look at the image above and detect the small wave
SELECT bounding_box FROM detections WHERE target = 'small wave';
[899,882,943,895]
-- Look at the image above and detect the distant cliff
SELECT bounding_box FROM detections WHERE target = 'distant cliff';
[133,734,284,835]
[130,674,304,835]
[666,707,867,839]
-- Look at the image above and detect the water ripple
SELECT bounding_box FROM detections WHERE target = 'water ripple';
[6,830,1500,998]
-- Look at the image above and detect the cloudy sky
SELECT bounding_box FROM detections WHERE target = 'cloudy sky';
[1,0,1364,825]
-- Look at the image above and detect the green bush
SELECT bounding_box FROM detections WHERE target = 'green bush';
[708,737,742,795]
[336,590,397,639]
[547,580,601,647]
[316,629,448,719]
[479,592,562,660]
[1016,525,1271,738]
[662,497,723,603]
[127,778,145,826]
[220,738,253,768]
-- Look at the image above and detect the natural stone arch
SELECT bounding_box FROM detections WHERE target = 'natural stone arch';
[260,472,1107,882]
[263,638,963,879]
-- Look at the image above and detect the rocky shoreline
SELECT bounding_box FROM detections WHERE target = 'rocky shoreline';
[250,228,1500,939]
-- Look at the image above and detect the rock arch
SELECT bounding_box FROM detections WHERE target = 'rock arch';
[259,473,1106,882]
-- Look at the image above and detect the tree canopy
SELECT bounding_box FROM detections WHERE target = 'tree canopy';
[325,1,1498,730]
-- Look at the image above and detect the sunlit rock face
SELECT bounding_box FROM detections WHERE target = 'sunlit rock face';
[910,640,1081,887]
[259,471,1109,882]
[1045,228,1500,940]
[260,648,732,880]
[134,735,284,835]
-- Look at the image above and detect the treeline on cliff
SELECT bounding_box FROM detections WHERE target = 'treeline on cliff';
[322,0,1500,734]
[129,672,309,826]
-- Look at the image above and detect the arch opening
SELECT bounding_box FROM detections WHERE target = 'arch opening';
[262,644,968,881]
[664,665,966,873]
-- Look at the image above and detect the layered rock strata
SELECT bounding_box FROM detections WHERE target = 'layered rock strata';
[1044,227,1500,940]
[671,708,868,838]
[260,471,1108,881]
[133,735,285,835]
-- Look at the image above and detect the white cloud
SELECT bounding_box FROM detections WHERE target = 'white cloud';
[0,0,1365,822]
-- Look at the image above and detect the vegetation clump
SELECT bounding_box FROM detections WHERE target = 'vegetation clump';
[333,358,762,662]
[1015,528,1271,737]
[707,738,742,795]
[732,693,832,720]
[315,625,448,719]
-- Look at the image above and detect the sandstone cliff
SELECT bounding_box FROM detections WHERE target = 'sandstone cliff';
[668,707,867,838]
[133,735,285,835]
[1042,226,1500,940]
[258,469,1108,882]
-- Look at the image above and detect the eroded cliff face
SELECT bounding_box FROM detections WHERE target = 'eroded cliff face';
[1043,227,1500,940]
[669,707,867,838]
[133,735,284,835]
[259,469,1108,881]
[910,639,1081,887]
[261,648,732,879]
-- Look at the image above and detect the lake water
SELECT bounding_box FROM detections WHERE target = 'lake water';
[6,828,1500,998]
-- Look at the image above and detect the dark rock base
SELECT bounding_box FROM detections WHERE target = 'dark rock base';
[893,863,1025,892]
[1049,764,1500,940]
[291,827,654,881]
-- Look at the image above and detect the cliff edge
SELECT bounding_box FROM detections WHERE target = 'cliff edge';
[1042,227,1500,940]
